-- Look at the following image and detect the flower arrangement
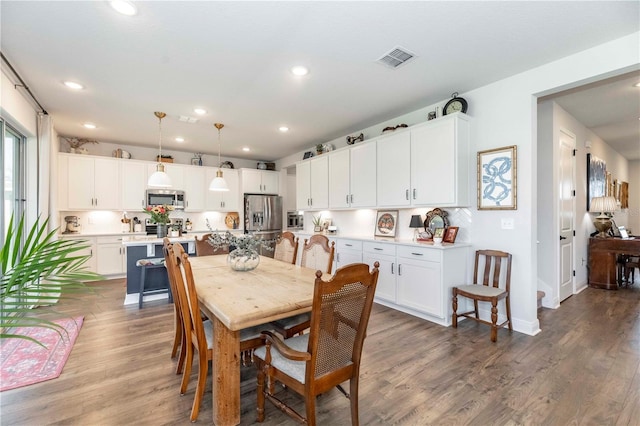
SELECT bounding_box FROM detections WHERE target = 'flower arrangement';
[142,205,174,224]
[206,220,275,257]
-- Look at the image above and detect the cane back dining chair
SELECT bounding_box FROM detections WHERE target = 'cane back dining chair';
[452,249,513,342]
[273,231,299,265]
[162,238,186,374]
[168,242,269,422]
[255,262,380,426]
[194,232,229,256]
[270,234,335,339]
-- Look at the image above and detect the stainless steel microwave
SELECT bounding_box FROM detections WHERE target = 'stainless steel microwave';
[146,189,185,210]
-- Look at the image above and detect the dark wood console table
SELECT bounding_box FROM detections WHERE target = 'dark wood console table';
[588,237,640,290]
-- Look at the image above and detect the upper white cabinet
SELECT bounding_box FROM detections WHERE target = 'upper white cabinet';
[376,131,411,207]
[66,155,121,210]
[376,113,470,208]
[241,169,279,194]
[183,166,206,212]
[410,115,470,206]
[121,160,148,211]
[205,168,240,211]
[328,143,376,209]
[296,156,328,210]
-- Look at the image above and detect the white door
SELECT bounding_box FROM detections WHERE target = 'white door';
[558,129,575,302]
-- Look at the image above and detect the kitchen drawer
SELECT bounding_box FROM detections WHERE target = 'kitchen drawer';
[336,239,362,251]
[97,236,125,245]
[363,241,396,256]
[396,245,441,262]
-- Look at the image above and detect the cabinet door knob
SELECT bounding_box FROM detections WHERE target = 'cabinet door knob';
[398,264,401,275]
[405,189,409,200]
[413,189,417,199]
[411,252,424,256]
[374,247,382,251]
[350,194,353,203]
[391,263,394,274]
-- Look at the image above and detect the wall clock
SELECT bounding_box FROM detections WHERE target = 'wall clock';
[443,92,468,115]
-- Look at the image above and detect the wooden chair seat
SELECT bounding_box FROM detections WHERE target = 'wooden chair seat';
[452,249,513,342]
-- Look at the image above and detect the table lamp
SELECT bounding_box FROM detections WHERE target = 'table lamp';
[590,196,618,238]
[409,214,423,241]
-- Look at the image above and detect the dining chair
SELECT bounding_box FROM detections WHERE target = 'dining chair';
[271,235,335,339]
[162,238,185,374]
[168,242,269,422]
[624,256,639,286]
[255,262,380,426]
[194,232,229,256]
[452,249,513,342]
[273,231,299,265]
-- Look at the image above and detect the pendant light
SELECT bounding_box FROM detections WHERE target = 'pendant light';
[209,122,229,191]
[147,111,172,188]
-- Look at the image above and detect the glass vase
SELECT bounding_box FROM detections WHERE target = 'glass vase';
[156,223,168,238]
[227,248,260,271]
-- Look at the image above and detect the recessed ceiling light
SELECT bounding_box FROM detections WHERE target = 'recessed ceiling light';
[175,137,185,143]
[290,66,309,76]
[279,126,289,132]
[242,147,250,152]
[83,123,97,129]
[194,108,207,115]
[110,0,137,16]
[635,82,640,87]
[64,81,84,90]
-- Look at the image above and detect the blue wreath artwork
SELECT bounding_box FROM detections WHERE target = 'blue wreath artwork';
[482,156,512,206]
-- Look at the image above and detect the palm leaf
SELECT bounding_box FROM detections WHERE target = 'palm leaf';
[1,214,104,345]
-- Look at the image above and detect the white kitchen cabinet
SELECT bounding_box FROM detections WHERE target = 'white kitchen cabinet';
[296,156,328,210]
[376,131,411,207]
[147,162,185,191]
[205,168,240,211]
[61,236,97,275]
[410,114,470,206]
[396,248,442,317]
[121,160,148,211]
[334,239,362,270]
[66,155,121,210]
[96,236,126,276]
[363,242,397,303]
[184,166,206,212]
[328,143,376,209]
[241,169,279,194]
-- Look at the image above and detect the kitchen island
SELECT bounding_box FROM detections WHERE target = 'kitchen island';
[121,235,199,305]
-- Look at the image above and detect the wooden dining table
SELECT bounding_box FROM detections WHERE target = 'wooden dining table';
[189,255,326,426]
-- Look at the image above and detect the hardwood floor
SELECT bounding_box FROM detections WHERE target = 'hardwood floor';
[1,278,639,425]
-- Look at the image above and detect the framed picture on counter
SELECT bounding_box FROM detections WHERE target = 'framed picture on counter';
[374,210,398,237]
[444,226,459,243]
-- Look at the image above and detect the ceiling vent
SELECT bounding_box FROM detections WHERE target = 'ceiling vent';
[179,115,198,124]
[377,46,416,69]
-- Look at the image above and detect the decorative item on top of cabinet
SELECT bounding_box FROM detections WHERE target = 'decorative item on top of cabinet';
[221,161,234,169]
[191,152,203,166]
[443,92,468,115]
[346,133,364,145]
[65,137,98,154]
[381,124,408,134]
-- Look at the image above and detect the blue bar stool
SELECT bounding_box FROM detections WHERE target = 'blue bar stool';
[136,258,173,308]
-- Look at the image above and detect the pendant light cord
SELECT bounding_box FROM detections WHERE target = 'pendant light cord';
[214,123,224,169]
[154,111,166,162]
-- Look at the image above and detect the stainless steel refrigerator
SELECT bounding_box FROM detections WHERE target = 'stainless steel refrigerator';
[244,194,283,258]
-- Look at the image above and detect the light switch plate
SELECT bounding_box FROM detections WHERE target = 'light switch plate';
[501,218,514,229]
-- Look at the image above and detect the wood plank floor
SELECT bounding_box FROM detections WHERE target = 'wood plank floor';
[1,279,639,425]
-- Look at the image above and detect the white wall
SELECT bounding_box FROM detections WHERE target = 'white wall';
[629,161,640,234]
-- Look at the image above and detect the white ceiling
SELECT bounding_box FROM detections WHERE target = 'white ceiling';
[1,1,639,161]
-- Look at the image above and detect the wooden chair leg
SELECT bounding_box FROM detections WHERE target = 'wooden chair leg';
[473,300,479,318]
[190,349,208,422]
[490,300,498,342]
[452,291,458,328]
[305,390,317,426]
[350,375,360,426]
[256,361,266,422]
[176,332,186,375]
[171,313,182,358]
[506,295,513,331]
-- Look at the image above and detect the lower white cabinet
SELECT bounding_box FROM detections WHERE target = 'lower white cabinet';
[96,236,126,276]
[362,242,397,303]
[60,236,97,275]
[334,239,362,271]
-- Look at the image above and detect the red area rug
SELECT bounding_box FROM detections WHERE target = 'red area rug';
[0,316,84,391]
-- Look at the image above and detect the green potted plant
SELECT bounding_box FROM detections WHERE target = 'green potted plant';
[1,214,102,345]
[312,215,323,233]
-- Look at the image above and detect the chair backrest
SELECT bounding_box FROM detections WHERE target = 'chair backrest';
[169,242,208,352]
[473,249,512,292]
[300,234,335,274]
[195,233,229,256]
[305,262,379,384]
[273,231,299,265]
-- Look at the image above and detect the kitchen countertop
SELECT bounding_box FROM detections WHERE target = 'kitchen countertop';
[292,232,470,250]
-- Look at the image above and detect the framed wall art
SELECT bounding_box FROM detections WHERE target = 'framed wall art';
[586,153,606,210]
[443,226,459,243]
[477,145,517,210]
[374,210,398,237]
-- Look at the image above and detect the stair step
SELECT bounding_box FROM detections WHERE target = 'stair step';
[537,291,545,309]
